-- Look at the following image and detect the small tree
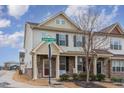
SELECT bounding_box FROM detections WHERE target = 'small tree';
[74,8,109,83]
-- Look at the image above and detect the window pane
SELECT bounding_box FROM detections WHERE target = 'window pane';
[59,35,66,46]
[76,36,82,47]
[113,67,116,72]
[122,67,124,71]
[114,45,118,49]
[110,40,122,50]
[117,67,120,72]
[61,20,65,24]
[60,57,66,70]
[60,65,66,70]
[78,65,82,71]
[56,19,60,24]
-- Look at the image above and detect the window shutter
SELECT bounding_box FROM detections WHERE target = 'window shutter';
[74,35,76,47]
[82,36,85,47]
[56,34,59,45]
[66,35,68,46]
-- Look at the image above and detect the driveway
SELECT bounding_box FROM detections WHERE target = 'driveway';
[0,70,49,88]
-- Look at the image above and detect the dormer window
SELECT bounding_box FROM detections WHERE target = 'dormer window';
[56,19,65,25]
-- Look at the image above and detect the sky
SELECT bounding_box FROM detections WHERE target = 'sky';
[0,5,124,66]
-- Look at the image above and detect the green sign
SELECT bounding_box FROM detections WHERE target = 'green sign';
[42,37,56,43]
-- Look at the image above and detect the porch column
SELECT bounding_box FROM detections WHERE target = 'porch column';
[103,58,108,76]
[33,53,38,80]
[93,57,97,75]
[56,55,60,79]
[75,56,78,73]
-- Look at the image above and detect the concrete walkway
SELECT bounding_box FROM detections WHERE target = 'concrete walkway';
[0,70,50,88]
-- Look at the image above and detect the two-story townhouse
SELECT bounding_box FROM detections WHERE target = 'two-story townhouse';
[24,12,124,80]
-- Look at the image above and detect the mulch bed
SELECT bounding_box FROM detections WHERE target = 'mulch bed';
[74,81,106,88]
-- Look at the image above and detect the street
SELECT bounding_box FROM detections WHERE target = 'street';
[0,70,49,88]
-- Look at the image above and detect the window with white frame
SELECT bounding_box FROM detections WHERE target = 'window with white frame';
[76,36,82,47]
[77,57,85,72]
[110,39,122,50]
[60,56,66,70]
[112,60,124,72]
[56,19,65,25]
[59,34,66,46]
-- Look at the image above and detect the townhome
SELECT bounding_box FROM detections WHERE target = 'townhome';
[24,12,124,80]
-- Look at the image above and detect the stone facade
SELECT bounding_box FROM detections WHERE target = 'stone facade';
[37,55,56,78]
[68,56,75,75]
[25,68,32,78]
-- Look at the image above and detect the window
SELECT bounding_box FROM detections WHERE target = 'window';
[112,60,124,72]
[56,34,68,46]
[60,57,66,70]
[77,57,85,72]
[110,40,122,50]
[59,34,66,46]
[56,19,60,24]
[76,36,82,47]
[61,20,65,24]
[74,35,85,47]
[56,19,65,25]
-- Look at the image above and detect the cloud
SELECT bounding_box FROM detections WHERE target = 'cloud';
[0,19,11,28]
[7,5,29,19]
[0,31,24,48]
[65,5,119,30]
[65,5,95,17]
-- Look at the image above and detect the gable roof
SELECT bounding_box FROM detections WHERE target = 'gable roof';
[38,11,81,30]
[100,23,124,34]
[31,41,63,53]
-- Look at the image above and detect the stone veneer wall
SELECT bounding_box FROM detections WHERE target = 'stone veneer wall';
[68,56,75,75]
[25,68,32,78]
[37,55,56,78]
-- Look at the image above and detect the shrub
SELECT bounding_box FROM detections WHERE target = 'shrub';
[78,73,87,81]
[60,74,70,81]
[96,74,105,81]
[111,77,123,83]
[90,74,97,81]
[72,73,78,80]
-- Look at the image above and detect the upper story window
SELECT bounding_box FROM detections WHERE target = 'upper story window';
[74,35,85,47]
[110,39,122,50]
[59,34,66,46]
[56,19,65,25]
[56,34,68,46]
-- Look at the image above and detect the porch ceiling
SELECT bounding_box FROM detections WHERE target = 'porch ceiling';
[60,51,85,56]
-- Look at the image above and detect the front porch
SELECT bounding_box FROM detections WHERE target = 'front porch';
[32,54,111,80]
[31,42,113,80]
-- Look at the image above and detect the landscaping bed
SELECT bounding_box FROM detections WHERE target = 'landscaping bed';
[13,70,49,86]
[75,81,106,88]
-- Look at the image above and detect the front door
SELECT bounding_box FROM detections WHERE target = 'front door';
[43,59,49,77]
[97,62,101,74]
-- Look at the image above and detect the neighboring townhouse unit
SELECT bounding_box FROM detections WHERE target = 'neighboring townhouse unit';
[24,12,124,80]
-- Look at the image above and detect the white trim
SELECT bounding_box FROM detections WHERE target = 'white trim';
[38,12,81,30]
[43,59,52,77]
